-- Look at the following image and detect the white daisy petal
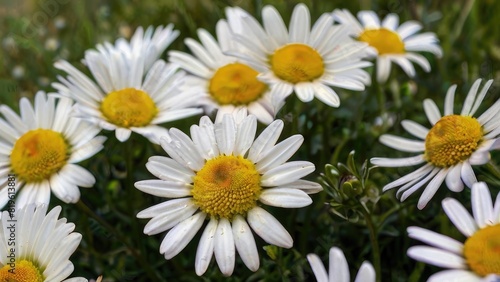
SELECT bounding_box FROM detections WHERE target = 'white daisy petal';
[248,120,284,163]
[215,114,237,156]
[137,198,193,219]
[261,161,315,187]
[160,212,206,259]
[423,98,442,125]
[370,155,425,167]
[143,202,198,235]
[401,120,429,140]
[376,56,391,83]
[262,6,288,46]
[214,218,236,276]
[460,162,477,188]
[232,215,259,272]
[381,13,399,30]
[115,128,132,142]
[234,115,257,156]
[256,135,304,172]
[306,254,329,282]
[289,3,310,43]
[312,83,340,107]
[445,164,465,193]
[329,247,350,282]
[471,182,494,228]
[134,179,191,198]
[274,179,323,194]
[247,206,293,248]
[295,83,315,102]
[195,218,218,276]
[354,261,376,282]
[407,226,463,255]
[417,168,448,209]
[407,246,467,269]
[442,198,478,237]
[461,79,482,116]
[259,188,311,208]
[444,84,457,116]
[427,270,482,282]
[379,134,425,152]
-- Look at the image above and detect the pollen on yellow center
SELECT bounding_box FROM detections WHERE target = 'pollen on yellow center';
[10,129,68,183]
[0,259,44,282]
[270,43,324,84]
[192,155,261,219]
[100,88,158,128]
[209,63,267,105]
[464,224,500,276]
[425,115,483,167]
[358,28,405,55]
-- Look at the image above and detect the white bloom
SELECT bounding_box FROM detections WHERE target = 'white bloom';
[135,110,322,276]
[224,4,371,108]
[407,182,500,281]
[53,25,203,144]
[0,205,87,281]
[307,247,376,282]
[333,9,442,83]
[169,20,283,125]
[0,91,106,209]
[371,79,500,209]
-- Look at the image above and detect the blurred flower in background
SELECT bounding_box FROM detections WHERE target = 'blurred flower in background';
[53,26,203,144]
[225,3,371,108]
[333,9,442,83]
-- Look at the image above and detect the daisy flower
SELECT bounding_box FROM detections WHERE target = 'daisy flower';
[224,3,371,108]
[307,247,376,282]
[169,20,283,125]
[0,205,86,281]
[53,25,203,144]
[332,9,442,83]
[371,79,500,209]
[407,182,500,281]
[135,111,322,276]
[0,91,105,209]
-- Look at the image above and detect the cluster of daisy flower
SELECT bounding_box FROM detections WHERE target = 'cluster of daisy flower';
[1,2,499,281]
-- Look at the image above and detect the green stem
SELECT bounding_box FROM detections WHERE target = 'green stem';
[486,161,500,180]
[75,200,160,281]
[360,206,381,282]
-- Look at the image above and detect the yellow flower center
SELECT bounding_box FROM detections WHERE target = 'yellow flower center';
[100,88,158,128]
[464,224,500,276]
[192,155,261,219]
[270,43,324,84]
[10,129,68,182]
[0,260,44,282]
[424,115,482,167]
[358,28,405,55]
[209,63,267,105]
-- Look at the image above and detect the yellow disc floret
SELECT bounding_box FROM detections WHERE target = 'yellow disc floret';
[425,115,482,167]
[100,88,157,128]
[358,28,405,55]
[0,259,44,282]
[192,155,261,219]
[464,224,500,276]
[10,129,68,182]
[271,44,324,84]
[209,63,267,105]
